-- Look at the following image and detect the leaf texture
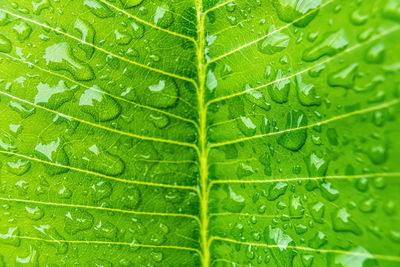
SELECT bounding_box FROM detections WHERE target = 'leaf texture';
[0,0,399,266]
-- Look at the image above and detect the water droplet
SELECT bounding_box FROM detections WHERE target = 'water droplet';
[74,18,95,59]
[320,182,339,201]
[373,177,386,189]
[304,151,329,177]
[206,69,217,92]
[34,224,67,253]
[236,162,255,179]
[25,206,44,220]
[327,63,359,89]
[0,227,20,246]
[129,21,145,39]
[301,254,314,267]
[359,198,376,213]
[94,220,117,240]
[83,0,114,18]
[268,69,290,103]
[259,152,272,176]
[327,246,376,267]
[383,0,400,22]
[257,26,290,55]
[57,184,72,199]
[90,181,113,201]
[308,231,327,248]
[92,259,113,267]
[273,0,321,27]
[289,194,304,217]
[358,27,375,42]
[0,132,17,153]
[332,208,362,235]
[66,141,125,176]
[237,116,257,137]
[35,80,75,109]
[277,110,308,151]
[149,113,169,129]
[6,158,30,175]
[309,201,325,223]
[120,0,144,9]
[32,0,50,15]
[35,137,69,174]
[121,186,141,210]
[139,79,178,108]
[383,200,395,216]
[9,101,35,118]
[0,34,12,53]
[154,4,174,28]
[64,209,94,234]
[79,86,121,121]
[264,226,297,266]
[294,223,308,234]
[245,87,271,111]
[222,186,245,212]
[367,143,387,164]
[350,10,369,25]
[13,21,32,42]
[114,29,132,45]
[365,43,386,64]
[0,11,9,26]
[295,75,321,106]
[308,64,326,77]
[43,42,95,81]
[151,251,163,262]
[265,182,288,201]
[303,29,349,62]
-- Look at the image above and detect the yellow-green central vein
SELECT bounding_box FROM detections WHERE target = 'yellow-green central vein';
[195,0,210,266]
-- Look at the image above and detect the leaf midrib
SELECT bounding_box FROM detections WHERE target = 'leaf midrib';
[194,0,210,266]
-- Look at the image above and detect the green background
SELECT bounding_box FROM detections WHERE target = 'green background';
[0,0,399,266]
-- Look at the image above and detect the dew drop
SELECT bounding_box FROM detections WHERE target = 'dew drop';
[43,42,95,81]
[277,110,308,151]
[64,209,94,234]
[79,86,121,121]
[257,26,290,55]
[0,34,12,53]
[303,29,349,62]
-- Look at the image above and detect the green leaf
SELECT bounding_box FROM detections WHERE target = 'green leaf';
[0,0,399,266]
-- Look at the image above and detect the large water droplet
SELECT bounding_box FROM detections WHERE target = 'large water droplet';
[154,4,174,28]
[35,137,69,174]
[268,69,290,103]
[0,34,11,53]
[365,43,386,64]
[303,29,349,61]
[83,0,114,18]
[13,21,32,42]
[277,110,308,151]
[43,42,95,81]
[74,18,95,59]
[222,186,245,212]
[327,63,359,89]
[272,0,321,27]
[257,26,290,55]
[265,182,288,201]
[6,158,30,175]
[331,208,362,235]
[35,80,75,109]
[79,86,121,121]
[120,0,144,9]
[264,226,297,266]
[295,75,321,106]
[64,209,94,234]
